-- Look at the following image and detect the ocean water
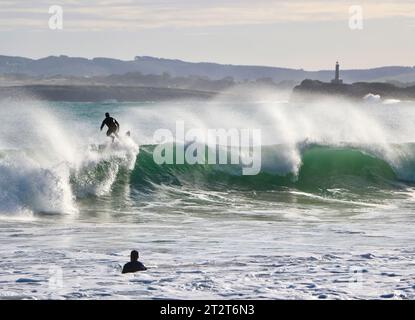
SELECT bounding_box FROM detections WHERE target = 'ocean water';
[1,96,415,299]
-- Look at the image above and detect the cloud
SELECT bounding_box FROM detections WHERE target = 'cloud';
[0,0,414,31]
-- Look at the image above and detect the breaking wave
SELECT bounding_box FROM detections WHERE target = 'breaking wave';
[2,98,415,215]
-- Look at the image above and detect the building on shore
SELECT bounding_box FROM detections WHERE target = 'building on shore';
[331,61,343,84]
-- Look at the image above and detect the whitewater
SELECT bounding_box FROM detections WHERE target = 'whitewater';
[1,94,415,299]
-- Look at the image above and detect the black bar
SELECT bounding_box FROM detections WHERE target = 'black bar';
[1,300,413,318]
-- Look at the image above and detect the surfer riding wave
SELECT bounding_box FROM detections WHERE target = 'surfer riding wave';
[100,112,120,142]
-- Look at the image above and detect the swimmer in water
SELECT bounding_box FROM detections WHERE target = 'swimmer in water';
[122,250,147,274]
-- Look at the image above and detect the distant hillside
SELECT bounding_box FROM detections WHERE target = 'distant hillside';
[1,55,414,83]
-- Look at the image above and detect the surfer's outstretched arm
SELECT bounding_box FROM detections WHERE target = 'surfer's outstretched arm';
[100,120,105,131]
[115,119,120,132]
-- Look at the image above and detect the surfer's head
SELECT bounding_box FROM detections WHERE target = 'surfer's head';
[130,250,139,262]
[105,112,110,118]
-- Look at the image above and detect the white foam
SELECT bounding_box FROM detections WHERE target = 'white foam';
[0,101,139,215]
[0,151,76,215]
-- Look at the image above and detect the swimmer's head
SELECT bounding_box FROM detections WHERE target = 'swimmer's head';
[130,250,139,262]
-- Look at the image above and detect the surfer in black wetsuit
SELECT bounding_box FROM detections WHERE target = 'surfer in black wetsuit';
[100,112,120,142]
[122,250,147,274]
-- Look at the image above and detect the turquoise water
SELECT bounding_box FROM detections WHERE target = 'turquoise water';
[1,98,415,299]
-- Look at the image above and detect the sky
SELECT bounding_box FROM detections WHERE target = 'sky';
[0,0,414,70]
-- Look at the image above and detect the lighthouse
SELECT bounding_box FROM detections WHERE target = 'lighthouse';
[331,61,343,84]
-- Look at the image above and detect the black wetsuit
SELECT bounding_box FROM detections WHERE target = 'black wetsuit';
[122,261,147,274]
[100,117,119,137]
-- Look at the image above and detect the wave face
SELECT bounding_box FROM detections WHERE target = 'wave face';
[3,140,408,215]
[129,143,411,192]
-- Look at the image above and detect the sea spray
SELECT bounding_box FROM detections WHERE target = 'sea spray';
[0,151,75,215]
[70,137,139,197]
[0,101,139,215]
[2,94,415,214]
